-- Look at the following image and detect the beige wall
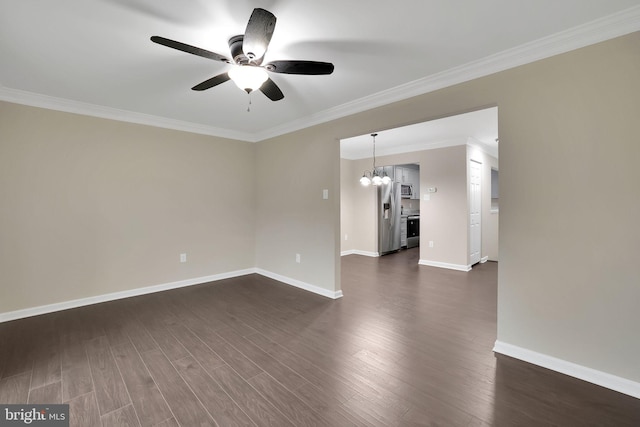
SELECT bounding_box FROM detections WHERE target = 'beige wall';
[420,145,469,267]
[340,157,377,254]
[339,158,354,253]
[254,132,341,293]
[258,32,640,383]
[340,158,377,255]
[0,102,256,313]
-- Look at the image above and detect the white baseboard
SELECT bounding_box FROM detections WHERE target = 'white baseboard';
[418,259,472,272]
[480,256,489,263]
[255,269,343,300]
[341,250,379,257]
[0,267,344,323]
[0,269,256,323]
[493,340,640,399]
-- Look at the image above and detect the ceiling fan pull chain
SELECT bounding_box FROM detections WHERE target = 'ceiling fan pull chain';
[247,92,252,112]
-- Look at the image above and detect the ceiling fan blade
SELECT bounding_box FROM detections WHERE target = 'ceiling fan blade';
[264,60,334,75]
[191,73,231,91]
[151,36,230,63]
[260,78,284,101]
[242,8,276,62]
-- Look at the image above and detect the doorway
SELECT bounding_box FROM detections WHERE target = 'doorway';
[469,159,482,265]
[339,106,498,269]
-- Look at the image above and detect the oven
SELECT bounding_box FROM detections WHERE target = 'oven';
[407,215,419,248]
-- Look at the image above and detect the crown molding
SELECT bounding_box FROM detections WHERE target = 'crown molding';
[2,5,639,143]
[0,86,257,142]
[254,5,640,141]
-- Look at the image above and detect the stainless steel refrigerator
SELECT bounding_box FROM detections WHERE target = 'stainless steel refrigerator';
[378,182,401,255]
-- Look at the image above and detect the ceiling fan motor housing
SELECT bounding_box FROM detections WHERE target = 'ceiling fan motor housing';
[229,35,249,65]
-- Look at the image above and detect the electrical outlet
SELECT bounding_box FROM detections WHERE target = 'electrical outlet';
[429,241,434,248]
[345,234,348,241]
[180,253,187,263]
[296,253,301,263]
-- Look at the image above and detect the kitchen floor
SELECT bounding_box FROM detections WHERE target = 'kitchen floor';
[1,251,639,426]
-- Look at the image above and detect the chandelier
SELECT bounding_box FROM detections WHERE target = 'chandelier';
[359,133,391,186]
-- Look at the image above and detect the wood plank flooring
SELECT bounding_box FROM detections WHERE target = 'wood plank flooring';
[1,248,640,426]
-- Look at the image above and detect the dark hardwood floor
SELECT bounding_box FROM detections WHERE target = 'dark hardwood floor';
[1,248,639,426]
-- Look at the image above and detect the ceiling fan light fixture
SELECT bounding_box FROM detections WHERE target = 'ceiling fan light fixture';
[228,65,268,93]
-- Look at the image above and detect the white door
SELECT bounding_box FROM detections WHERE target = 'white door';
[469,160,482,265]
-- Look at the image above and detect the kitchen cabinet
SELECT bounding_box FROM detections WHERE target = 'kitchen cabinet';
[408,168,420,199]
[395,166,410,183]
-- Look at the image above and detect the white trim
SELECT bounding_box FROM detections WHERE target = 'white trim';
[493,340,640,399]
[418,259,472,272]
[255,268,343,300]
[0,269,256,323]
[341,250,379,257]
[0,267,344,323]
[480,256,489,264]
[2,7,640,143]
[0,87,256,142]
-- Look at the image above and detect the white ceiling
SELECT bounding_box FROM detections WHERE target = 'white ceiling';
[340,107,498,160]
[1,1,639,142]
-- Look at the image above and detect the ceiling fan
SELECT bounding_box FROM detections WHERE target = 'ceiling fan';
[151,8,334,101]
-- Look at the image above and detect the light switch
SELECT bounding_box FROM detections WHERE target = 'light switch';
[423,194,430,201]
[322,189,329,199]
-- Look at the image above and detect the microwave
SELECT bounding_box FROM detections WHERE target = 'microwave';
[400,184,413,198]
